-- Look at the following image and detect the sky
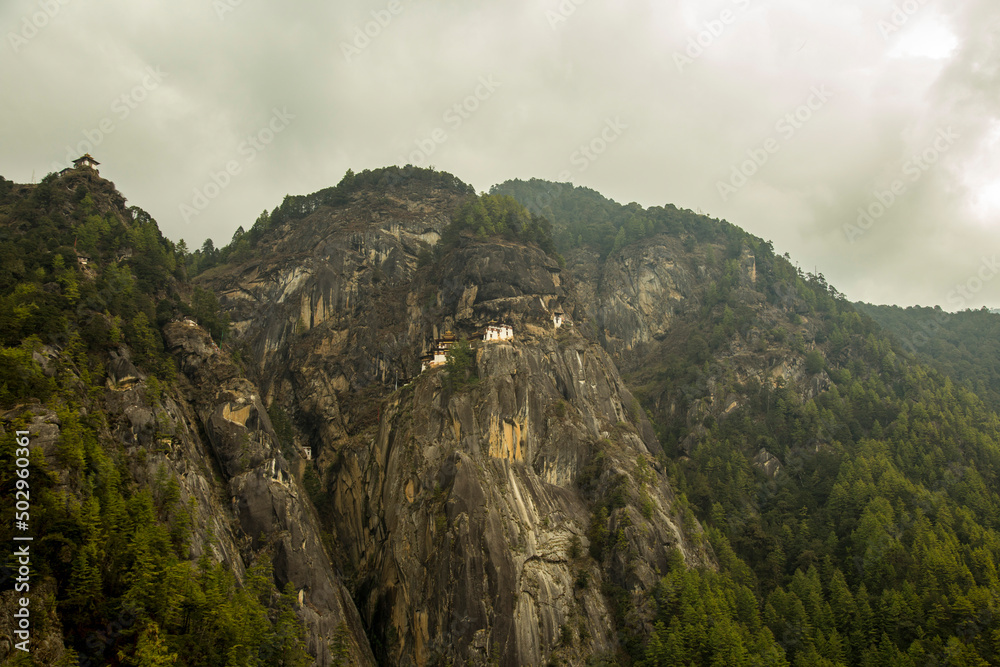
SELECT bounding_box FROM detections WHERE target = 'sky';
[1,0,998,310]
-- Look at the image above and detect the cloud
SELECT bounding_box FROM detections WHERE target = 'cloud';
[1,0,997,309]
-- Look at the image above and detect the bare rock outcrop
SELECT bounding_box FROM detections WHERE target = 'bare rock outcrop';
[163,321,376,667]
[329,336,707,666]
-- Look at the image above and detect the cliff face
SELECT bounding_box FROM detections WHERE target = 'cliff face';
[562,235,839,489]
[330,335,710,666]
[163,320,375,666]
[0,328,373,666]
[571,239,696,352]
[204,183,464,448]
[201,183,712,665]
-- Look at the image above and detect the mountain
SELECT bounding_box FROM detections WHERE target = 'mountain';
[2,165,1000,666]
[191,169,712,665]
[856,303,1000,413]
[493,178,1000,666]
[0,167,373,666]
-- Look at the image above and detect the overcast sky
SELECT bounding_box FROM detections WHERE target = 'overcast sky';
[2,0,998,309]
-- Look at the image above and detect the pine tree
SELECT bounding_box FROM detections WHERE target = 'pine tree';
[331,621,353,667]
[120,622,178,665]
[611,226,627,254]
[444,337,474,390]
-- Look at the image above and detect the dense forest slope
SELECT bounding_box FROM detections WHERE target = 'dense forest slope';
[856,303,1000,414]
[1,165,1000,666]
[494,178,1000,666]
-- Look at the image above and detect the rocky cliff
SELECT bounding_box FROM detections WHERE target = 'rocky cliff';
[329,334,712,666]
[0,331,376,665]
[163,319,375,666]
[200,178,713,665]
[0,167,379,666]
[566,233,834,465]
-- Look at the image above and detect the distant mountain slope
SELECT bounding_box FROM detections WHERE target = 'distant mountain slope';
[491,177,737,258]
[856,303,1000,413]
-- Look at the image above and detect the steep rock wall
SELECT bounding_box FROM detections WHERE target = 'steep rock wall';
[329,336,708,666]
[163,321,376,666]
[201,189,714,665]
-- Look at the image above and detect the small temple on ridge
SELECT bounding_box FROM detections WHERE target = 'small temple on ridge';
[73,154,100,170]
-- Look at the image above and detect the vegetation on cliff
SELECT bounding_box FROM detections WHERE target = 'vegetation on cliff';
[0,170,309,665]
[502,179,1000,666]
[441,192,559,259]
[491,177,741,259]
[5,167,1000,665]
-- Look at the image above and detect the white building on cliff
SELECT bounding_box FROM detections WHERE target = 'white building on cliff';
[420,323,514,373]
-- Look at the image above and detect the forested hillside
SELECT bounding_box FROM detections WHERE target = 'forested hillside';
[857,303,1000,414]
[0,169,336,665]
[499,179,1000,666]
[491,177,735,258]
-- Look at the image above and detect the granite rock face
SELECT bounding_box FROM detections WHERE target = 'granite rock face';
[162,320,376,666]
[587,240,695,352]
[329,337,709,666]
[200,183,713,665]
[188,180,832,664]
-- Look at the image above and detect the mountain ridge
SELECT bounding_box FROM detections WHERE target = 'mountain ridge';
[3,164,1000,665]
